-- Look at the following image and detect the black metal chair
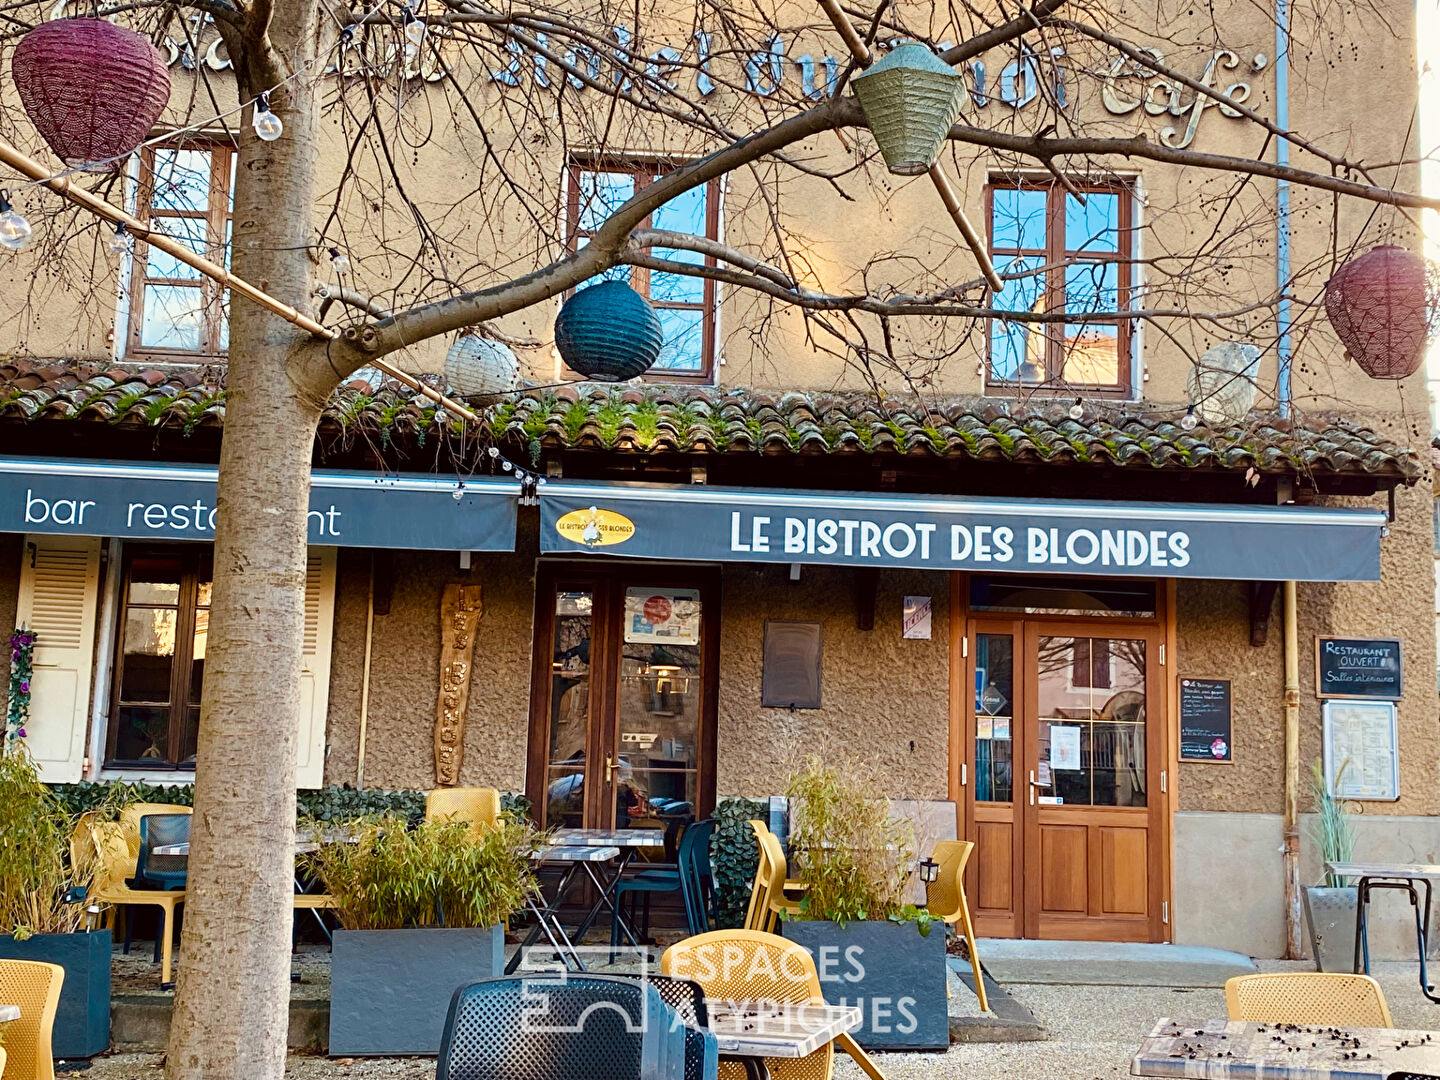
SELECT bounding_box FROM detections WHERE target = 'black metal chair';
[438,974,706,1080]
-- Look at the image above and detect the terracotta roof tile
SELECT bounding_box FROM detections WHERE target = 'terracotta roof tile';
[0,359,1421,480]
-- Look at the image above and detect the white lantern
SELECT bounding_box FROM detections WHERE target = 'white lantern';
[1186,342,1261,427]
[445,335,522,397]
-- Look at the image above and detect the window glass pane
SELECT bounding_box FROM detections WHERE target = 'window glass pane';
[1065,192,1120,253]
[128,554,183,605]
[1062,261,1120,385]
[141,284,204,350]
[114,706,170,763]
[991,186,1047,250]
[120,608,176,701]
[177,707,200,766]
[143,218,206,280]
[975,634,1014,803]
[652,307,705,371]
[989,258,1045,382]
[547,590,592,828]
[651,264,704,304]
[653,184,706,236]
[189,608,207,703]
[969,575,1157,616]
[1036,637,1146,807]
[577,170,635,232]
[150,150,214,213]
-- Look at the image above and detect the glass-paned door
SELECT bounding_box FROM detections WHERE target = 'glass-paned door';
[529,567,716,834]
[965,610,1166,942]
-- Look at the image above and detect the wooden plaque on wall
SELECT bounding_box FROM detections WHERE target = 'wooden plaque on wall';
[435,583,484,785]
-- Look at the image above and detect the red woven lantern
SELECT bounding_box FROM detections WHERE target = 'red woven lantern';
[11,19,170,170]
[1322,244,1440,380]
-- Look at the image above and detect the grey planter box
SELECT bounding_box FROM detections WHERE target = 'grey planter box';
[329,926,504,1055]
[781,919,948,1050]
[0,929,110,1058]
[1303,885,1359,972]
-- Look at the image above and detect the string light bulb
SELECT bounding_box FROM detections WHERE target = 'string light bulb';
[1180,406,1198,432]
[1068,397,1084,421]
[401,6,427,45]
[108,222,132,255]
[329,247,351,275]
[252,93,283,142]
[0,193,31,252]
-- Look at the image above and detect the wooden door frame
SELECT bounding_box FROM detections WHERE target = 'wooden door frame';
[526,560,721,828]
[948,571,1176,941]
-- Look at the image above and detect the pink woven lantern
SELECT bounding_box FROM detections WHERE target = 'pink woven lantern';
[1322,244,1440,380]
[11,19,170,170]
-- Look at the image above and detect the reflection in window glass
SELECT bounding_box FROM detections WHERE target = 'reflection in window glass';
[975,634,1014,802]
[989,258,1045,382]
[141,285,204,351]
[992,187,1047,250]
[546,590,593,828]
[1064,192,1119,253]
[1035,636,1146,807]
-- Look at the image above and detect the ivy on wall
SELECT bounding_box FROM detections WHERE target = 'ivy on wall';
[711,797,766,929]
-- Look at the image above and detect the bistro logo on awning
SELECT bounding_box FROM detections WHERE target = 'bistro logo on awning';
[555,506,636,548]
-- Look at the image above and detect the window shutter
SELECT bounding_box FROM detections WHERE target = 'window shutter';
[297,547,337,789]
[15,535,102,783]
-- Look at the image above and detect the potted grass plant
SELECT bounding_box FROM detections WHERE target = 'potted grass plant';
[0,748,110,1057]
[303,814,539,1055]
[1302,758,1360,972]
[778,757,946,1051]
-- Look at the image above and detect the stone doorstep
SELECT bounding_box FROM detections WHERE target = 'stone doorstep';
[973,939,1258,989]
[110,965,1046,1055]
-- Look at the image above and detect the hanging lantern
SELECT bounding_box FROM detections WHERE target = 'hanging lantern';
[12,19,171,170]
[1186,342,1261,427]
[445,334,522,397]
[1322,245,1440,380]
[554,280,663,382]
[851,42,965,176]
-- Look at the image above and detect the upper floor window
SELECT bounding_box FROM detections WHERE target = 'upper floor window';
[126,142,235,359]
[986,178,1135,397]
[566,161,720,383]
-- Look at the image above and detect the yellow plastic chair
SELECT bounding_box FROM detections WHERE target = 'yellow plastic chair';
[662,929,834,1080]
[0,959,63,1080]
[744,821,807,932]
[425,787,501,835]
[923,840,988,1013]
[88,820,185,989]
[1224,972,1393,1028]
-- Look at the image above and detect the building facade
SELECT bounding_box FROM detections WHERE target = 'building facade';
[0,0,1432,959]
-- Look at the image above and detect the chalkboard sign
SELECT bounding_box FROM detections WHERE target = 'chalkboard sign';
[1316,637,1403,700]
[1180,678,1232,762]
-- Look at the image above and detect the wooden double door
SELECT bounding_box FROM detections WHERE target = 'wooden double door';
[961,617,1169,941]
[526,563,719,831]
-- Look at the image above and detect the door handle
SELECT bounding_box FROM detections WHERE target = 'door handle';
[605,756,621,783]
[1029,769,1036,806]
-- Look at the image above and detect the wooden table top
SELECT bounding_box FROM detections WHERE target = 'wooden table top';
[0,1004,18,1023]
[536,843,621,863]
[1133,1018,1440,1080]
[705,1000,861,1059]
[1326,861,1440,881]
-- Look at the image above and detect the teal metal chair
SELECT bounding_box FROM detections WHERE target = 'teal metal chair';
[611,818,716,948]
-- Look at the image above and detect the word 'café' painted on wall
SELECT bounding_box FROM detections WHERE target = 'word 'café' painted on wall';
[116,2,1261,152]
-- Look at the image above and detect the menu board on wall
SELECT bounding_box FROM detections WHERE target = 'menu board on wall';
[1323,699,1400,801]
[1179,678,1232,762]
[1315,637,1403,700]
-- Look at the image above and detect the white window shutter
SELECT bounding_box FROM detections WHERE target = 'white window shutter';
[15,535,102,783]
[297,547,337,789]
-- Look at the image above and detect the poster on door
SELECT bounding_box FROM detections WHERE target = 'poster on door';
[623,588,701,644]
[1050,725,1082,771]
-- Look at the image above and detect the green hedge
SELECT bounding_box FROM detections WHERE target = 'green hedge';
[51,782,530,824]
[711,797,766,929]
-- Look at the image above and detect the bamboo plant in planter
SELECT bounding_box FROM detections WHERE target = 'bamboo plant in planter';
[0,749,110,1058]
[1303,759,1360,972]
[302,814,538,1056]
[779,758,946,1051]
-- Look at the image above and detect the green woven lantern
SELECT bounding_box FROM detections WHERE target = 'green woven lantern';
[852,42,965,176]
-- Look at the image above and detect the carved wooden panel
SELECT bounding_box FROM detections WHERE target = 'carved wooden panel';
[434,583,483,786]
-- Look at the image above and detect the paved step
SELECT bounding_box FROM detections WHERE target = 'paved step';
[975,939,1257,988]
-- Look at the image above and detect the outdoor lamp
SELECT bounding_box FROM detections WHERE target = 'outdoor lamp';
[919,857,940,883]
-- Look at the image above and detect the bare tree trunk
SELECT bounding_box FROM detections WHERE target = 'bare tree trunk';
[166,1,329,1073]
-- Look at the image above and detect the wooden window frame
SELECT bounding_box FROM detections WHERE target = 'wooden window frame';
[565,160,721,384]
[984,177,1135,398]
[126,141,235,361]
[105,544,211,770]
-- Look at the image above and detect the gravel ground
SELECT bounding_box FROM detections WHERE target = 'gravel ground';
[65,959,1440,1080]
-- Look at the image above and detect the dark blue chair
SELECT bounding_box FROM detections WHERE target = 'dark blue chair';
[611,819,716,949]
[633,975,717,1080]
[438,974,704,1080]
[129,814,190,891]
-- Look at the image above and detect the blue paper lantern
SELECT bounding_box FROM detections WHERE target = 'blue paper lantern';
[555,280,664,382]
